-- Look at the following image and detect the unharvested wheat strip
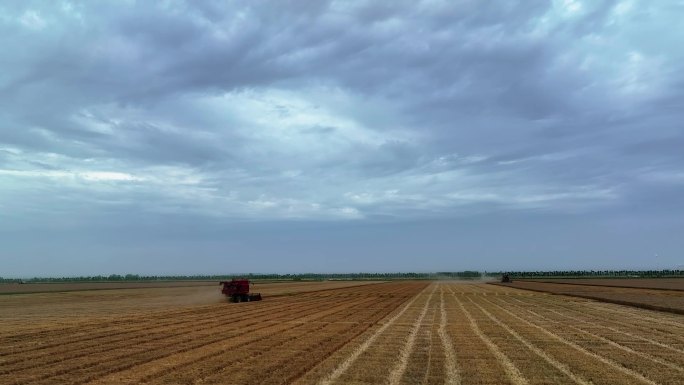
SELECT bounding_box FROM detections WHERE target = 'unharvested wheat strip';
[387,285,436,385]
[466,296,594,385]
[438,286,460,385]
[481,295,660,385]
[491,296,684,372]
[446,287,529,385]
[317,285,429,385]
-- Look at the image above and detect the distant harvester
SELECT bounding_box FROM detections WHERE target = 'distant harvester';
[220,279,263,303]
[501,274,511,283]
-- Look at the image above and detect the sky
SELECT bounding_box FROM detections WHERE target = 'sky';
[1,0,683,277]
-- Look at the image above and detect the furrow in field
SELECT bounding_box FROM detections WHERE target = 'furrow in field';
[328,284,443,384]
[222,323,361,385]
[170,319,352,384]
[416,299,438,385]
[2,295,367,385]
[0,282,391,342]
[273,297,416,385]
[508,294,684,351]
[0,303,230,342]
[438,286,460,385]
[496,295,684,369]
[0,292,336,356]
[477,293,664,385]
[500,285,684,330]
[396,286,444,385]
[543,307,684,357]
[192,294,407,385]
[407,291,446,385]
[5,282,411,365]
[465,295,593,385]
[446,287,529,385]
[581,301,684,327]
[321,284,434,384]
[88,283,423,385]
[459,284,594,385]
[439,287,512,385]
[0,295,343,376]
[79,291,414,385]
[0,295,336,367]
[577,303,684,338]
[270,283,431,385]
[387,284,436,385]
[316,284,429,385]
[140,295,391,385]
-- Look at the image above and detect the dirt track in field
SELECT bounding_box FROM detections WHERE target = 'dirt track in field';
[2,282,683,385]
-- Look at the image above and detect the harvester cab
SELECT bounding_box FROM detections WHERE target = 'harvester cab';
[220,279,263,303]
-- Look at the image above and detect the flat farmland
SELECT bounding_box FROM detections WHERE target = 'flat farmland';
[516,278,684,291]
[0,280,386,333]
[494,280,684,314]
[297,283,684,385]
[0,279,385,295]
[2,282,683,385]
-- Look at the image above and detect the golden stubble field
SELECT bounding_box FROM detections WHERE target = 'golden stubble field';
[1,281,683,385]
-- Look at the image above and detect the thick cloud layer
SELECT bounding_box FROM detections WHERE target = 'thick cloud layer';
[1,1,683,275]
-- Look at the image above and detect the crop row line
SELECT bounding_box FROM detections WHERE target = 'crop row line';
[446,286,528,385]
[476,291,659,385]
[87,284,423,385]
[508,295,684,352]
[491,296,684,372]
[191,295,407,385]
[317,284,430,385]
[387,284,437,385]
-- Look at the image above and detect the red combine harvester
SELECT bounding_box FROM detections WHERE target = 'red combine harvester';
[220,279,262,303]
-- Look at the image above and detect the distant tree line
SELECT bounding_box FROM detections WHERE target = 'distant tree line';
[0,272,447,283]
[489,269,684,279]
[1,270,682,283]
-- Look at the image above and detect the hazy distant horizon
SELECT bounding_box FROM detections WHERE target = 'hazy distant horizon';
[4,267,683,280]
[2,1,683,276]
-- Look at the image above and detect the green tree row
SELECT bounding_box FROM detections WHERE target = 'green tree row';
[487,269,684,279]
[2,270,682,283]
[0,272,462,283]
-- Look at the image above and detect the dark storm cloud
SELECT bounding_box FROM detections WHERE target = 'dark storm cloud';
[1,0,684,275]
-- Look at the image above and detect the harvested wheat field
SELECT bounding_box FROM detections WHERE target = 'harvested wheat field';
[2,282,683,385]
[494,280,684,314]
[511,278,684,291]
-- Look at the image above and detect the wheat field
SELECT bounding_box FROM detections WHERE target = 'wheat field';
[1,281,682,384]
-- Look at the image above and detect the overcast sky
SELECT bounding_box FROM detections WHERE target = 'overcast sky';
[1,0,683,277]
